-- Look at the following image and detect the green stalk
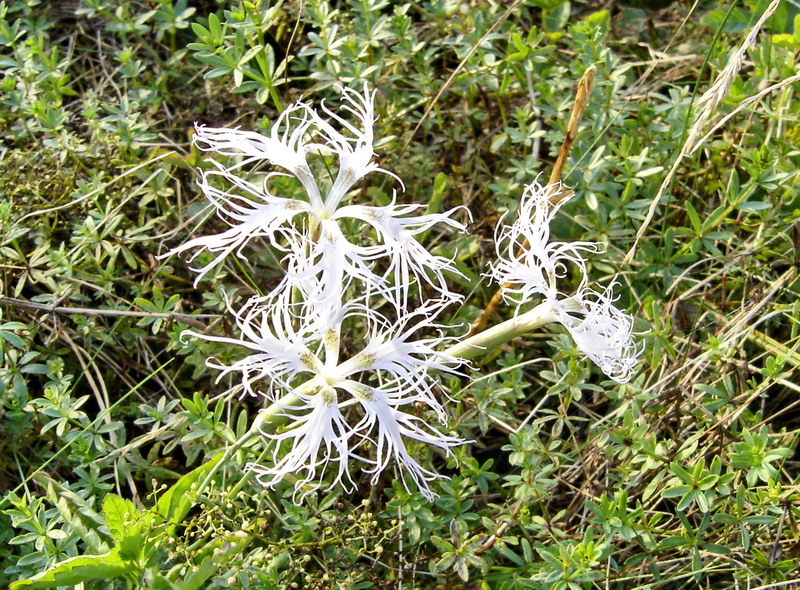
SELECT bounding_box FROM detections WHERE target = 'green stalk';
[226,442,272,500]
[444,300,556,361]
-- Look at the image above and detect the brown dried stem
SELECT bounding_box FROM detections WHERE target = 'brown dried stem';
[0,296,213,330]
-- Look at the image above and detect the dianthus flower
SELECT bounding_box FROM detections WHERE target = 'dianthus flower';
[163,85,466,312]
[491,179,642,383]
[490,179,600,301]
[183,295,464,500]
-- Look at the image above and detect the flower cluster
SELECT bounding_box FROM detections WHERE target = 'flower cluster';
[489,180,642,383]
[165,85,642,501]
[166,85,467,499]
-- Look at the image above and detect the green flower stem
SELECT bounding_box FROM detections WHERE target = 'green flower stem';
[226,440,272,500]
[443,300,556,361]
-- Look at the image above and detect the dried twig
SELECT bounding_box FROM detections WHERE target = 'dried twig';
[0,296,214,330]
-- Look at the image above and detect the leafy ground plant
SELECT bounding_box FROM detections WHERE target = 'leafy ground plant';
[1,0,800,588]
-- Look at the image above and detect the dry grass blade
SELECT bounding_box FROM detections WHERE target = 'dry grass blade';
[690,72,800,152]
[622,0,783,265]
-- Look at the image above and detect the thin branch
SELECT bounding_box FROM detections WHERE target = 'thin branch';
[0,296,216,330]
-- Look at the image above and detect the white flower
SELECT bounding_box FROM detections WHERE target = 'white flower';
[247,385,357,501]
[349,387,463,501]
[337,201,469,309]
[490,179,600,301]
[275,218,388,314]
[338,306,463,406]
[489,179,643,383]
[331,308,467,499]
[552,284,643,384]
[187,297,465,499]
[163,84,465,310]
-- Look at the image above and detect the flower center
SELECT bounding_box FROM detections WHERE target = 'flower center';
[349,382,374,402]
[320,384,338,405]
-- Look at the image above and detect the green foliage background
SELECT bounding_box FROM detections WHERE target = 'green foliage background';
[1,0,799,588]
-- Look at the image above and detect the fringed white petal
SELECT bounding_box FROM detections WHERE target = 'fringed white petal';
[246,389,357,501]
[278,219,394,311]
[181,297,322,399]
[336,307,464,414]
[161,164,311,285]
[491,179,600,300]
[553,284,643,384]
[193,104,325,208]
[313,84,403,212]
[334,202,468,307]
[351,387,463,501]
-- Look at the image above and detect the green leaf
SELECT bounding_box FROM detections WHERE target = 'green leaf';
[663,485,691,498]
[156,453,224,526]
[455,558,469,582]
[736,201,771,213]
[181,533,251,590]
[542,1,570,32]
[207,12,222,40]
[660,535,687,549]
[428,173,448,215]
[190,22,210,41]
[521,536,533,563]
[771,33,796,47]
[0,327,26,348]
[102,494,141,542]
[697,474,719,491]
[635,166,664,178]
[10,549,135,589]
[117,521,148,562]
[694,491,709,513]
[713,513,736,525]
[584,9,610,29]
[703,543,731,555]
[180,555,217,590]
[150,572,181,590]
[685,201,701,233]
